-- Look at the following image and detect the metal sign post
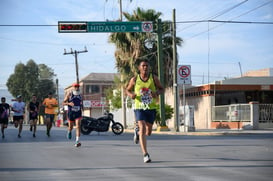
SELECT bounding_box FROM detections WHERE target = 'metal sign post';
[177,65,191,132]
[182,82,186,132]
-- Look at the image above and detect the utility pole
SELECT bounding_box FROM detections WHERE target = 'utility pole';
[172,9,179,132]
[118,0,127,128]
[157,19,167,130]
[56,78,60,112]
[63,47,88,84]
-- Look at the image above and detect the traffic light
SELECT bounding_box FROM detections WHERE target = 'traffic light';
[58,22,87,33]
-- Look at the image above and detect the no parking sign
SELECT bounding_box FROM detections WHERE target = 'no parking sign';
[177,65,191,85]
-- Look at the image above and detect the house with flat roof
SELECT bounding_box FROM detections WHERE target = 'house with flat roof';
[179,68,273,130]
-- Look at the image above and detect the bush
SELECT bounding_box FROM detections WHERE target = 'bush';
[155,104,174,126]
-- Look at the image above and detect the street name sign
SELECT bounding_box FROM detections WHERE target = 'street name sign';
[58,21,153,33]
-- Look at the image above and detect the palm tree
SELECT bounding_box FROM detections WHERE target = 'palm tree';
[109,7,183,88]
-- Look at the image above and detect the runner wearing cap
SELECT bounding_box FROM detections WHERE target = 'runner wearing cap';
[63,83,83,147]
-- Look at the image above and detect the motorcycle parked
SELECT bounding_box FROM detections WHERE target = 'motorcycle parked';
[80,111,124,135]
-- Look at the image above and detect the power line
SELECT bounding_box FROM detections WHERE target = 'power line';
[0,20,272,60]
[208,20,273,24]
[176,20,273,24]
[0,25,56,27]
[1,20,273,27]
[184,0,273,40]
[233,0,273,20]
[177,0,249,32]
[181,20,273,41]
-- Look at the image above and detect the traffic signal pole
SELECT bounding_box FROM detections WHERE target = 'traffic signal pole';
[118,2,128,129]
[63,47,88,84]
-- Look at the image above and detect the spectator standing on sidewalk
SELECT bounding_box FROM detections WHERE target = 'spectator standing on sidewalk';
[126,59,164,163]
[12,95,25,138]
[43,92,58,137]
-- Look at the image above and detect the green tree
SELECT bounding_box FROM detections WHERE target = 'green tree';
[6,60,56,103]
[7,63,27,99]
[105,76,123,110]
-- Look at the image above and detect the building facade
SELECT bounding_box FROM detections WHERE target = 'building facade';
[182,76,273,129]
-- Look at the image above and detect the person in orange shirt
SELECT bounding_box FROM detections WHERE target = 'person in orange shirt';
[43,92,58,137]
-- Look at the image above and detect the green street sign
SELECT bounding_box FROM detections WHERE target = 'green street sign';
[87,21,153,33]
[58,21,153,33]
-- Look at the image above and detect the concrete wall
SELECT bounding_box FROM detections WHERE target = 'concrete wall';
[186,96,214,129]
[165,87,175,129]
[165,86,215,130]
[112,108,135,129]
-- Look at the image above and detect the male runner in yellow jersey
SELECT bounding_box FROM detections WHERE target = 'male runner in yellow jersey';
[126,59,164,163]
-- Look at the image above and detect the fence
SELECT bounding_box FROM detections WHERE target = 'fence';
[258,104,273,128]
[259,104,273,122]
[212,103,273,129]
[212,104,250,122]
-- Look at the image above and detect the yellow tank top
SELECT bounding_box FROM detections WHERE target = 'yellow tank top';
[134,74,157,110]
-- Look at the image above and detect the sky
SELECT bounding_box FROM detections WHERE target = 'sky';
[0,0,273,91]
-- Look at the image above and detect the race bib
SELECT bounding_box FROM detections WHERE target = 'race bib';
[71,106,80,112]
[139,88,152,110]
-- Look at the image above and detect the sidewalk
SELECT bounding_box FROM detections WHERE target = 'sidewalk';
[125,128,273,136]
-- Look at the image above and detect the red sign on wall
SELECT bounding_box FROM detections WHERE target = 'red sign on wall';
[83,100,107,108]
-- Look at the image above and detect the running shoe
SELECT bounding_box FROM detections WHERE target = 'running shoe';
[18,134,21,138]
[46,131,50,137]
[133,127,139,144]
[33,133,36,138]
[143,153,151,163]
[67,131,72,139]
[74,141,81,147]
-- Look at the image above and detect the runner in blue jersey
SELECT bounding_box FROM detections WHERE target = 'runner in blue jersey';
[63,83,83,147]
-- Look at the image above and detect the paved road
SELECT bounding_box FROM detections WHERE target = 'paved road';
[0,125,273,181]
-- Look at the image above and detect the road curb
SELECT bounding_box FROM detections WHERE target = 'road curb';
[124,129,273,136]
